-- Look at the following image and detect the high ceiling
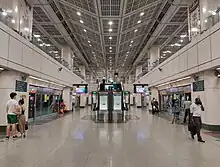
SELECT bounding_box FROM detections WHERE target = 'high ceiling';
[33,0,190,80]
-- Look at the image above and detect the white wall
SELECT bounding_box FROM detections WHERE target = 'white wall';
[136,21,220,87]
[0,21,85,87]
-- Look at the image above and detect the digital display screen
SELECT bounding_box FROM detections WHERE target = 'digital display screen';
[136,86,146,93]
[76,87,86,94]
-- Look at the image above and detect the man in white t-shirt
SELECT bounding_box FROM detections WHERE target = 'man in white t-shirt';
[190,98,205,143]
[5,92,20,139]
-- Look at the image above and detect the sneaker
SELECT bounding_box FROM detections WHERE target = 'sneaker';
[5,136,9,140]
[191,134,195,140]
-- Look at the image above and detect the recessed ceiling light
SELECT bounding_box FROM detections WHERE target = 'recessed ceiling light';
[137,20,141,24]
[80,20,84,23]
[180,39,183,43]
[0,67,4,71]
[77,12,81,16]
[134,29,138,32]
[110,50,112,52]
[130,40,133,43]
[205,19,208,23]
[129,44,132,47]
[140,12,144,16]
[37,38,41,41]
[88,40,91,43]
[92,51,95,54]
[109,28,113,32]
[127,51,129,54]
[83,29,87,32]
[212,11,216,15]
[108,21,113,25]
[109,36,112,39]
[122,64,124,67]
[109,47,112,49]
[11,19,15,24]
[89,44,92,47]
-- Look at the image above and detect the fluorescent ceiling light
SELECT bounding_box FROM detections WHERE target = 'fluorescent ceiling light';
[212,11,216,15]
[170,44,174,47]
[37,38,41,41]
[77,12,81,16]
[34,34,40,38]
[110,50,112,52]
[24,27,29,32]
[109,47,112,49]
[11,19,15,24]
[174,43,181,47]
[130,40,133,43]
[180,39,183,43]
[15,6,18,13]
[191,27,199,32]
[83,29,87,32]
[129,44,132,47]
[80,20,84,23]
[108,21,113,25]
[89,44,92,47]
[205,19,208,23]
[29,76,65,87]
[156,76,191,87]
[202,7,206,13]
[163,50,171,54]
[45,44,51,47]
[2,11,7,16]
[109,28,113,32]
[180,34,187,38]
[137,20,141,24]
[140,12,144,16]
[109,36,112,39]
[92,51,95,54]
[88,40,91,43]
[0,67,4,70]
[39,44,44,47]
[134,29,138,32]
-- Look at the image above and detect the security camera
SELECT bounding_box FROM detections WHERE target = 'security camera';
[58,67,63,72]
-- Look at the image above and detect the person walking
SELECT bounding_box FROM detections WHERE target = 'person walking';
[183,97,192,124]
[189,98,205,143]
[151,98,156,114]
[5,92,21,139]
[18,99,26,138]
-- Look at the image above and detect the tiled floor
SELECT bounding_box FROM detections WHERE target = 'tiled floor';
[0,108,220,167]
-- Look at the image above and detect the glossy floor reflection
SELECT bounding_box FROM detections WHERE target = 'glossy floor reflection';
[0,108,220,167]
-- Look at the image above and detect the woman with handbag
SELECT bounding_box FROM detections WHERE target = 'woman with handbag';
[189,98,205,143]
[18,99,26,138]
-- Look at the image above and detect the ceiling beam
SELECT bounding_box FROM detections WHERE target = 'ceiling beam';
[127,0,186,77]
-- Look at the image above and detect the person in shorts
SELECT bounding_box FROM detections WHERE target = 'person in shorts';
[6,92,21,139]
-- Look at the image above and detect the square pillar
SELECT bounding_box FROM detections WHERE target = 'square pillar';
[135,66,142,80]
[61,46,73,70]
[148,47,160,71]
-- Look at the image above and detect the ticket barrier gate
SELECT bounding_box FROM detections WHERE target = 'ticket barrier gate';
[95,91,125,122]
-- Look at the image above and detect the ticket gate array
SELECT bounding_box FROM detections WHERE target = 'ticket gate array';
[93,91,126,122]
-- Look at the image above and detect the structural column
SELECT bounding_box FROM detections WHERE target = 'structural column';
[0,71,28,127]
[135,66,142,80]
[62,46,73,70]
[63,87,71,111]
[79,65,86,79]
[148,47,160,71]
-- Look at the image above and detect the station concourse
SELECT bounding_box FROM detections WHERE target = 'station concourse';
[1,0,220,166]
